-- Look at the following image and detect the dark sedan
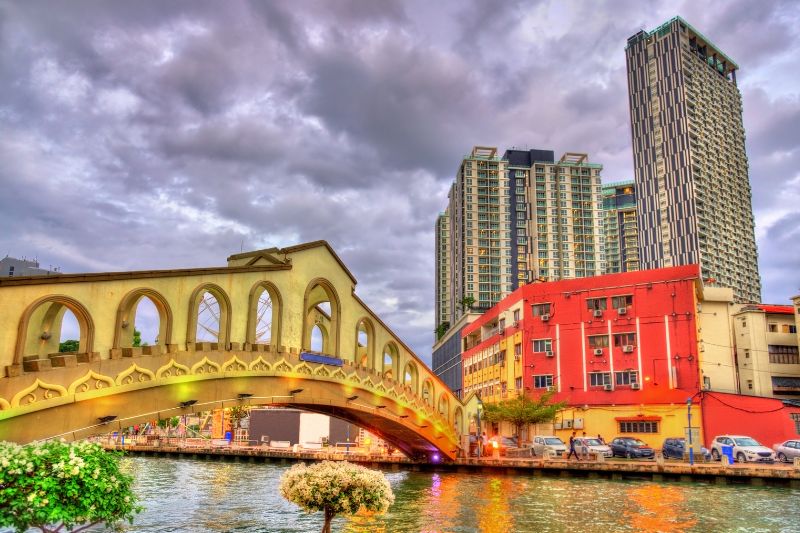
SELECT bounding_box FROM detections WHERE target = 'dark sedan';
[610,437,655,459]
[662,438,711,461]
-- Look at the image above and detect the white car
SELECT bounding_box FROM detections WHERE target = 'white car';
[710,435,775,463]
[574,437,613,458]
[532,435,567,456]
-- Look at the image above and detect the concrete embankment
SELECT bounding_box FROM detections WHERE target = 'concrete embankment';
[107,444,800,488]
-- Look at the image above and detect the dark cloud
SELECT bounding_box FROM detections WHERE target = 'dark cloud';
[0,0,798,362]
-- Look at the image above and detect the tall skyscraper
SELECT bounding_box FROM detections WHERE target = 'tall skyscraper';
[505,149,605,285]
[602,181,639,274]
[626,16,761,302]
[435,210,451,331]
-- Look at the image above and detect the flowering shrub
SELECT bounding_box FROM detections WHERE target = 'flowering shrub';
[280,460,394,533]
[0,440,141,533]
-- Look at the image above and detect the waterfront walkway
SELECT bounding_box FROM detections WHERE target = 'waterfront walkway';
[105,442,800,487]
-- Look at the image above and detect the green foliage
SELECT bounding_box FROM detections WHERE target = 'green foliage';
[280,461,394,533]
[227,406,250,430]
[0,440,141,533]
[132,328,142,348]
[434,322,451,341]
[460,296,475,312]
[156,417,179,430]
[482,390,566,441]
[58,340,79,353]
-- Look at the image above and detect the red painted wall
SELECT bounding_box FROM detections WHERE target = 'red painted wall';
[463,265,702,406]
[700,391,800,448]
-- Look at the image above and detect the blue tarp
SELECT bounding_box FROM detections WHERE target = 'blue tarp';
[300,352,344,366]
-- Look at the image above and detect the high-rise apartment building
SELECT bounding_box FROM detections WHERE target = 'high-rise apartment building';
[626,16,761,302]
[602,181,639,274]
[442,146,511,326]
[505,149,605,285]
[435,210,451,330]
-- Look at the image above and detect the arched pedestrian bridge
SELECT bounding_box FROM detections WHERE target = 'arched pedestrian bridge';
[0,242,477,461]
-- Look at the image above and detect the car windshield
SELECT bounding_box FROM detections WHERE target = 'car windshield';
[627,439,646,446]
[544,438,563,445]
[584,439,602,446]
[733,437,760,447]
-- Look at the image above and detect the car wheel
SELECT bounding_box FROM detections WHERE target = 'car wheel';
[711,449,720,461]
[625,451,632,459]
[778,452,787,463]
[736,452,746,463]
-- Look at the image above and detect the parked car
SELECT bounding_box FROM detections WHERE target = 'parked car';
[532,436,567,456]
[573,437,612,458]
[488,436,519,456]
[773,439,800,463]
[662,438,711,461]
[710,435,775,463]
[609,437,655,459]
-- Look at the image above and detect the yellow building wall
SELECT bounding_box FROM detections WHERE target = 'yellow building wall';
[695,286,739,394]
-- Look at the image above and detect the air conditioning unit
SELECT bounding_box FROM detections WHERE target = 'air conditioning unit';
[631,383,641,390]
[541,314,551,322]
[512,321,519,328]
[554,422,562,430]
[546,386,555,392]
[593,348,604,356]
[593,309,604,318]
[603,384,613,391]
[499,329,505,336]
[514,354,520,361]
[622,345,634,353]
[545,350,554,358]
[563,419,574,429]
[617,307,628,315]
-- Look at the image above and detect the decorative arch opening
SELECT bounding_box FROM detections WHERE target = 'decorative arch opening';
[438,392,450,417]
[382,342,399,380]
[402,360,419,396]
[186,284,232,348]
[302,278,340,356]
[13,295,95,370]
[421,378,435,407]
[453,406,464,435]
[310,323,327,352]
[246,281,282,349]
[113,288,173,349]
[355,317,375,369]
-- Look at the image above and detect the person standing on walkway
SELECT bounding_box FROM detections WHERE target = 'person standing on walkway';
[597,434,605,445]
[567,431,579,460]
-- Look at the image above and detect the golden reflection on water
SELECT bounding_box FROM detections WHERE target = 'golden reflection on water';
[476,477,515,533]
[624,484,697,532]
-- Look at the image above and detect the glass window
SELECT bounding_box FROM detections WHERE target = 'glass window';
[531,303,551,316]
[611,295,633,308]
[588,335,609,348]
[533,339,553,352]
[589,372,611,386]
[587,298,607,311]
[533,375,553,388]
[613,333,637,346]
[615,370,639,385]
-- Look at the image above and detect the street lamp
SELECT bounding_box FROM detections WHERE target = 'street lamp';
[686,398,695,466]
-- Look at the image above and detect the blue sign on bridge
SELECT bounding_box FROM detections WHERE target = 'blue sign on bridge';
[299,352,344,366]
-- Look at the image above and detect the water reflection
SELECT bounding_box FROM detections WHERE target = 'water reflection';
[110,458,800,533]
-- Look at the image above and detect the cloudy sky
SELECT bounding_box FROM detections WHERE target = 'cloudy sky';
[1,0,798,363]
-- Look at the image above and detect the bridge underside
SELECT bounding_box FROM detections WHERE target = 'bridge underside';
[0,353,461,460]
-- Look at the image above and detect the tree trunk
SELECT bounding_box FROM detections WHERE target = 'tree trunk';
[321,508,335,533]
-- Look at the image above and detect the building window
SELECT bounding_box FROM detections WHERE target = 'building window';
[532,339,553,353]
[513,309,520,322]
[792,414,800,434]
[747,380,753,390]
[613,333,637,347]
[611,295,633,309]
[619,421,659,433]
[768,324,778,333]
[782,324,797,334]
[587,298,607,311]
[8,266,14,276]
[533,375,553,389]
[515,377,523,390]
[499,318,506,330]
[768,345,800,364]
[589,372,611,387]
[531,303,551,316]
[514,343,522,357]
[615,370,639,386]
[588,335,609,348]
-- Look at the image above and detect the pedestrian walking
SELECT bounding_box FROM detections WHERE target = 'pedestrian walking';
[567,431,579,460]
[597,434,605,445]
[480,431,488,457]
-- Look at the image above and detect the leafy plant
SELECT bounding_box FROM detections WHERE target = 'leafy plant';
[58,340,79,353]
[280,460,394,533]
[460,296,475,312]
[434,322,450,340]
[227,406,250,430]
[482,390,566,443]
[0,440,141,533]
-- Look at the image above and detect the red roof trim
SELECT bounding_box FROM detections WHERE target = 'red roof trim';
[756,304,794,315]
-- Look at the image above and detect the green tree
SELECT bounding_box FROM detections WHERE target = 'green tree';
[58,340,79,353]
[434,321,450,340]
[482,390,566,443]
[132,328,142,347]
[227,406,250,430]
[280,461,394,533]
[460,296,475,312]
[0,440,141,533]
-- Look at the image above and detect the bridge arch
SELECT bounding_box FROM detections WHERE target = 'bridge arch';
[302,278,341,356]
[437,391,450,419]
[186,283,232,348]
[354,317,375,369]
[246,281,282,348]
[421,377,435,407]
[402,359,420,397]
[382,342,399,380]
[13,295,95,368]
[453,406,464,435]
[113,288,173,349]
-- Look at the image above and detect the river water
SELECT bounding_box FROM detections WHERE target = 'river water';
[118,457,798,532]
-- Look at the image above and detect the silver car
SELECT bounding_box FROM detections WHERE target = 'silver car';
[773,439,800,463]
[532,435,567,456]
[574,437,612,458]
